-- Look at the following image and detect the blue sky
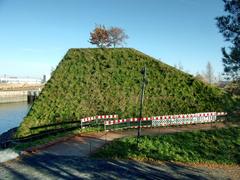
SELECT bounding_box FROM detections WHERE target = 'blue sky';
[0,0,226,79]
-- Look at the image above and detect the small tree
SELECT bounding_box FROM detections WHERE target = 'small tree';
[89,25,110,48]
[205,62,215,84]
[108,27,128,47]
[174,62,184,71]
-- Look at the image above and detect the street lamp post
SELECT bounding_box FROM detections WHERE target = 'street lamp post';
[137,65,147,145]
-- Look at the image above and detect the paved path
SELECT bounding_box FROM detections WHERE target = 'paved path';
[0,123,239,179]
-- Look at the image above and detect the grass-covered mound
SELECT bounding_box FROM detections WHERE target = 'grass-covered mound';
[94,127,240,164]
[16,48,234,138]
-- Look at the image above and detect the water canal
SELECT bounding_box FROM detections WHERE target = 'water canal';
[0,102,31,135]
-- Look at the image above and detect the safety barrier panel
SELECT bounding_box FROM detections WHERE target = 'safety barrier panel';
[96,115,118,119]
[103,112,227,130]
[80,114,118,123]
[30,112,226,135]
[80,114,119,128]
[151,112,218,127]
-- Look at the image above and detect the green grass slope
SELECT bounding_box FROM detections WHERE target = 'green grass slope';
[93,127,240,164]
[16,48,234,138]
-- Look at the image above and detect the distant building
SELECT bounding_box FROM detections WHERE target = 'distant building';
[0,76,42,84]
[42,75,47,84]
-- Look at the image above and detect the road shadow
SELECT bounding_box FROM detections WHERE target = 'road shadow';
[0,153,218,179]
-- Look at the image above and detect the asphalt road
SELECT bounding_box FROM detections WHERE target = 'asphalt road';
[0,153,236,180]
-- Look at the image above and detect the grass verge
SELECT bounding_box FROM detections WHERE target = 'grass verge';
[93,127,240,164]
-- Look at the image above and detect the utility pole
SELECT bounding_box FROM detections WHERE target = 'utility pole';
[137,65,147,144]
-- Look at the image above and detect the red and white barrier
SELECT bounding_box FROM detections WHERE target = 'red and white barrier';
[81,116,96,123]
[103,112,227,127]
[104,119,128,125]
[152,112,225,127]
[96,115,118,119]
[81,114,118,123]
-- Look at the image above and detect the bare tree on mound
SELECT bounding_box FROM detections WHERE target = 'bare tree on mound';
[108,27,128,48]
[89,25,110,48]
[89,25,129,48]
